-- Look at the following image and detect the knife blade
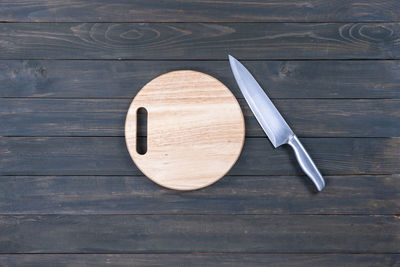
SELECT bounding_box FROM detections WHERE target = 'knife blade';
[229,55,325,191]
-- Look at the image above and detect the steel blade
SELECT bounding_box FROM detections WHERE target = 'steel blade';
[229,55,293,147]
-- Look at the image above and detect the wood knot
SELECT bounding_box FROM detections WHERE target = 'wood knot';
[37,67,47,77]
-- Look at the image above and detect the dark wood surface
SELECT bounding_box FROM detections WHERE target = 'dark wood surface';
[1,60,399,99]
[0,175,397,215]
[0,215,398,253]
[1,137,399,175]
[1,23,400,60]
[1,0,400,22]
[0,254,399,267]
[1,99,398,137]
[0,1,399,266]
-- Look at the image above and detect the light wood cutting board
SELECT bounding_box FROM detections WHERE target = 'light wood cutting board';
[125,70,245,190]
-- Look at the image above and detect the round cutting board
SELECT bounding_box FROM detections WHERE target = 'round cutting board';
[125,70,245,190]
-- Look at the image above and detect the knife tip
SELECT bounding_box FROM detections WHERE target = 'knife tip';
[228,55,240,70]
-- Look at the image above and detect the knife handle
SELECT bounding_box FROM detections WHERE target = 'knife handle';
[288,135,326,191]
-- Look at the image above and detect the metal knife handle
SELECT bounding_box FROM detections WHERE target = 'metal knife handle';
[287,135,326,191]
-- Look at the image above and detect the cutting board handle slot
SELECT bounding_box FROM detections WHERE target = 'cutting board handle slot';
[136,107,148,155]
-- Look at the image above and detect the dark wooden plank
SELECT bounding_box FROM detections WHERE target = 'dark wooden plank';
[0,175,397,215]
[1,254,399,267]
[0,23,399,60]
[1,0,400,22]
[0,99,129,137]
[2,60,399,99]
[1,99,398,137]
[0,137,398,175]
[0,214,397,253]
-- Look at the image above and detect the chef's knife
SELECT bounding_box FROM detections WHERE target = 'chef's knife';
[229,55,325,191]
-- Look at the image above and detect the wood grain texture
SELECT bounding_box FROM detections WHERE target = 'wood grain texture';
[0,0,399,263]
[0,214,398,253]
[0,23,399,60]
[125,70,245,190]
[0,254,398,267]
[1,99,398,137]
[0,175,397,215]
[1,0,400,22]
[1,60,399,99]
[0,137,398,176]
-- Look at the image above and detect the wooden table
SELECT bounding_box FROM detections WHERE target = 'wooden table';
[0,1,399,266]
